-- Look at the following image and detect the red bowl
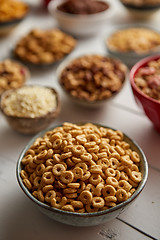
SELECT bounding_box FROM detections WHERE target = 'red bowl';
[43,0,51,7]
[130,54,160,133]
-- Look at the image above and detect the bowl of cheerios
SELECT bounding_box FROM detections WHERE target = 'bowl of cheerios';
[57,54,128,108]
[0,85,61,134]
[130,54,160,133]
[0,0,29,35]
[16,122,148,226]
[13,28,77,68]
[105,25,160,68]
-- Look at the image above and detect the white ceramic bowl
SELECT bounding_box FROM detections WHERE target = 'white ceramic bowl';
[48,0,114,37]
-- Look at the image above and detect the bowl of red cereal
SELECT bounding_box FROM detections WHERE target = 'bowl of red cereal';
[0,85,61,134]
[57,54,128,108]
[48,0,114,37]
[130,54,160,133]
[105,26,160,68]
[16,122,148,226]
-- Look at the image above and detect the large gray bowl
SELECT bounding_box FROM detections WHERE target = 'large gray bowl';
[16,123,148,226]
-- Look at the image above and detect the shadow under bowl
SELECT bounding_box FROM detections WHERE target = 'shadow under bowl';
[16,123,148,226]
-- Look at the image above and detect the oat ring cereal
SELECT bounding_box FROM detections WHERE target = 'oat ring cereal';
[20,122,142,213]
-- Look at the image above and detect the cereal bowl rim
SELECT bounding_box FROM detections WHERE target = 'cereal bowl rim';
[48,0,114,20]
[105,24,160,58]
[130,54,160,105]
[0,85,61,120]
[16,122,148,218]
[57,53,129,106]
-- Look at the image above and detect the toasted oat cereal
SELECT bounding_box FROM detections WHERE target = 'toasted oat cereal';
[20,123,142,213]
[107,28,160,54]
[14,28,77,65]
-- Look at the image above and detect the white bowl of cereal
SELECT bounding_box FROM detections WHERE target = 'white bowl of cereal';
[57,54,128,108]
[48,0,114,37]
[105,25,160,68]
[0,0,29,35]
[13,28,77,68]
[16,122,148,226]
[0,59,30,97]
[0,85,61,134]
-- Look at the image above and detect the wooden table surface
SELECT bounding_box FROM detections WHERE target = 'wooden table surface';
[0,1,160,239]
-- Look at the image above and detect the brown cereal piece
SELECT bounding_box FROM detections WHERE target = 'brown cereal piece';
[14,29,76,65]
[60,171,74,184]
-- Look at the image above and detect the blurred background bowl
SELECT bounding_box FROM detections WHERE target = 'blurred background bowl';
[130,54,160,133]
[0,85,61,134]
[0,2,29,35]
[0,59,30,97]
[57,54,128,108]
[16,123,148,226]
[119,0,160,19]
[105,25,160,68]
[48,0,114,37]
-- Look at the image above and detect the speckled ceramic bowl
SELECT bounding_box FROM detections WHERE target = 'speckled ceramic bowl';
[16,123,148,226]
[0,86,61,134]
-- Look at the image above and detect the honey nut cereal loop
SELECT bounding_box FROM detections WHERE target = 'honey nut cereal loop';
[20,122,142,213]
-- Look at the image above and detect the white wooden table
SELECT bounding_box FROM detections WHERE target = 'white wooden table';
[0,1,160,239]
